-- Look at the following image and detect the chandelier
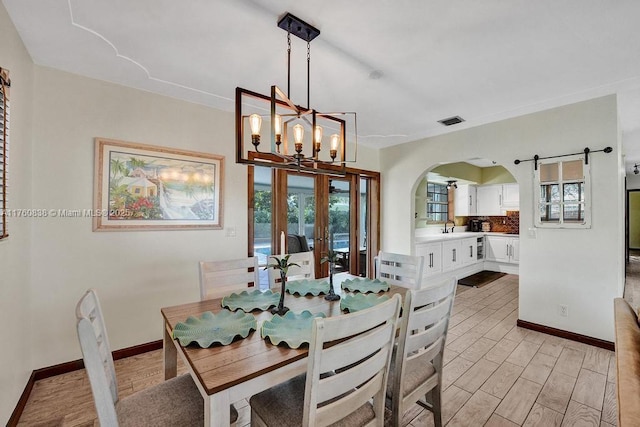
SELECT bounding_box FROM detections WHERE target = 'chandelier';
[235,12,357,175]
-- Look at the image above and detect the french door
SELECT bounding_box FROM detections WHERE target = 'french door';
[249,166,379,279]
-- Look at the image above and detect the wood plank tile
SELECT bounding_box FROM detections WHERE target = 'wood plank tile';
[538,340,564,358]
[523,330,547,345]
[443,347,459,366]
[408,385,471,426]
[582,347,612,375]
[554,347,586,378]
[536,370,576,414]
[521,351,557,385]
[505,340,541,367]
[494,377,542,424]
[606,354,616,384]
[523,403,564,427]
[454,358,499,393]
[484,338,519,364]
[571,368,607,411]
[447,390,501,427]
[561,400,600,427]
[484,414,520,427]
[480,361,524,399]
[503,326,528,343]
[600,380,617,425]
[459,337,497,362]
[442,356,476,389]
[446,329,484,353]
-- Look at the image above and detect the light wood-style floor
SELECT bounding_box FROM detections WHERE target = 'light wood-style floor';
[18,274,617,426]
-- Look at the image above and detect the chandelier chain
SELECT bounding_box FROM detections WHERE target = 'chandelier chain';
[307,39,311,109]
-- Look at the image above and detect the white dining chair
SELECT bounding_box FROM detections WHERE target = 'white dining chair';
[267,250,315,289]
[374,251,424,289]
[199,256,260,300]
[249,293,402,426]
[386,277,457,427]
[76,289,237,426]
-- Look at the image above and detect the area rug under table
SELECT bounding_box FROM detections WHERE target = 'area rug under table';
[458,271,506,288]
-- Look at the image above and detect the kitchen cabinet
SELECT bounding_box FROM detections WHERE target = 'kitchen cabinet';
[502,183,520,210]
[476,185,503,216]
[486,235,519,264]
[459,237,478,265]
[441,240,459,272]
[476,184,519,215]
[415,241,442,277]
[441,237,478,271]
[454,184,476,216]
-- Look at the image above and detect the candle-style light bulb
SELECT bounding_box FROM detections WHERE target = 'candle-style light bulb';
[274,114,283,151]
[329,134,339,161]
[249,114,262,148]
[314,125,323,155]
[293,124,304,156]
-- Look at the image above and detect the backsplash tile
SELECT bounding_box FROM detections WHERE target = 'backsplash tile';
[460,211,520,234]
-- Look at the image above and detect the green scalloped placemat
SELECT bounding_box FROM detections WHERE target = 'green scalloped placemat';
[340,293,390,313]
[173,310,257,347]
[221,289,280,312]
[261,310,326,348]
[341,277,390,293]
[286,278,330,296]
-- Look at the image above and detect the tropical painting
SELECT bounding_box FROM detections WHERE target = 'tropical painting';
[94,138,224,231]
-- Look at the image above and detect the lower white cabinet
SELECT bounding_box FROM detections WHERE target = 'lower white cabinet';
[415,242,442,277]
[486,236,519,264]
[441,237,477,272]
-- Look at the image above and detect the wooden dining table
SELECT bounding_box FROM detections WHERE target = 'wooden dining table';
[161,273,407,427]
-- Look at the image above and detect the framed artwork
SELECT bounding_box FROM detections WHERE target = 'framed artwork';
[94,138,224,231]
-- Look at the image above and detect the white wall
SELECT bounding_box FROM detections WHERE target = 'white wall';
[381,96,623,342]
[0,2,33,423]
[28,67,249,367]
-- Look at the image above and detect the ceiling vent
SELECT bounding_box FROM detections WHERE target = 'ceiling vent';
[438,116,465,126]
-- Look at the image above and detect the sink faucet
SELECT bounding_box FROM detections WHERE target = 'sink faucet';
[443,220,455,233]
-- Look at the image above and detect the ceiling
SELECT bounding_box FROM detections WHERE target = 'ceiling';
[5,0,640,173]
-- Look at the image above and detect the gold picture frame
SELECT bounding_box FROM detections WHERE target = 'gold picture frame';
[94,138,224,231]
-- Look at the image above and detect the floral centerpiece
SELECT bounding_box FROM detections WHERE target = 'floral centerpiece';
[320,249,341,301]
[265,255,299,315]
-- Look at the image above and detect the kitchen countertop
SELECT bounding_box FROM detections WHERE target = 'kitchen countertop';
[415,231,519,243]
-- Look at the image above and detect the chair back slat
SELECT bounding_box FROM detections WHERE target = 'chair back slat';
[302,294,402,427]
[267,251,315,289]
[375,251,424,289]
[76,289,120,426]
[389,277,457,426]
[405,317,448,356]
[199,257,259,300]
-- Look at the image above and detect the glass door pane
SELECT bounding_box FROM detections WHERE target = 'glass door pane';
[359,178,368,277]
[287,174,316,254]
[329,179,351,273]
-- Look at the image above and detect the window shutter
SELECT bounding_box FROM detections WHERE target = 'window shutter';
[0,67,9,239]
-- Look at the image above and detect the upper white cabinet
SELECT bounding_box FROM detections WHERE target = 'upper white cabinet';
[454,185,477,216]
[476,185,503,216]
[502,184,519,210]
[475,184,519,216]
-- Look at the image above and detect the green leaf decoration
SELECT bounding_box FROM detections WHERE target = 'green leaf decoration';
[286,278,330,296]
[221,289,280,312]
[340,293,390,313]
[261,310,326,348]
[173,310,257,347]
[341,277,390,293]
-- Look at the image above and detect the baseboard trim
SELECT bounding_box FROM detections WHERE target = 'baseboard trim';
[517,319,614,351]
[7,340,162,426]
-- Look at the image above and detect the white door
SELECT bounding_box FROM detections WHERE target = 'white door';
[454,185,476,216]
[486,236,510,263]
[476,185,502,216]
[416,242,442,277]
[441,240,460,272]
[460,237,477,265]
[510,238,520,263]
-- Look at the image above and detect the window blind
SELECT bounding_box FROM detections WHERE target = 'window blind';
[0,68,9,240]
